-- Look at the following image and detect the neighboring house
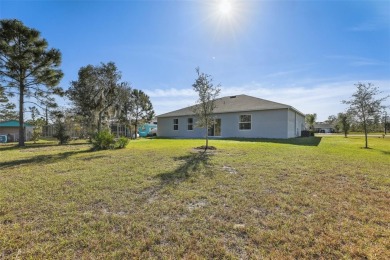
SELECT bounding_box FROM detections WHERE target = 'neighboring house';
[0,120,33,142]
[157,94,305,139]
[110,123,131,138]
[314,123,335,133]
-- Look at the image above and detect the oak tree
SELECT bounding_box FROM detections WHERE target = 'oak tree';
[337,112,351,138]
[305,113,317,132]
[192,67,221,150]
[68,62,121,133]
[342,82,388,148]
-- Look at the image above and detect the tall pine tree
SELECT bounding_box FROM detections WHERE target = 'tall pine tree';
[0,85,17,121]
[130,89,154,139]
[0,19,63,146]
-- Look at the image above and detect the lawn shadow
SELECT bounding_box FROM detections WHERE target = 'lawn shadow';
[0,149,94,170]
[156,150,214,186]
[372,148,390,155]
[0,144,20,151]
[221,136,322,146]
[0,142,88,151]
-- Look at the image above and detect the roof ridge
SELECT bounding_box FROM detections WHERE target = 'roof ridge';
[237,94,291,108]
[158,94,304,118]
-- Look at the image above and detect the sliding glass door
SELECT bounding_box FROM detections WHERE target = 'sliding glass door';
[208,119,221,137]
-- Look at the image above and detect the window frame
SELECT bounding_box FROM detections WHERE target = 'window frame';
[173,118,179,131]
[187,118,193,131]
[239,114,252,130]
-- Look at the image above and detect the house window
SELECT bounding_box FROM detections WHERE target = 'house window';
[239,115,251,130]
[173,118,179,130]
[187,118,193,131]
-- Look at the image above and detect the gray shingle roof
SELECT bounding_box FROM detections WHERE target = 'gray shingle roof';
[158,94,304,118]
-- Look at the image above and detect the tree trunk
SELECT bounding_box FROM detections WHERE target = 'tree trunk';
[18,84,25,147]
[134,119,138,139]
[205,120,208,151]
[45,106,48,125]
[98,111,103,132]
[362,112,368,148]
[363,122,368,148]
[43,106,48,137]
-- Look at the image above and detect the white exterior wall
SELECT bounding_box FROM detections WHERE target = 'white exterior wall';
[157,116,206,138]
[287,109,306,138]
[218,109,288,138]
[158,109,296,139]
[0,126,34,141]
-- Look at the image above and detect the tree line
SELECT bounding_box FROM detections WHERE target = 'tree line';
[305,82,389,148]
[1,19,388,149]
[0,19,154,147]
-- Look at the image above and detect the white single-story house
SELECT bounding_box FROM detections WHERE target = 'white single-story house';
[0,120,34,142]
[314,123,335,133]
[157,95,306,139]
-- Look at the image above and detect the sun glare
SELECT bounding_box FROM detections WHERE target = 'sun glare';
[219,1,233,16]
[202,0,252,39]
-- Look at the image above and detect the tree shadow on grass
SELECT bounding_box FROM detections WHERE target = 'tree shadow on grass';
[376,149,390,155]
[0,142,89,151]
[357,147,389,155]
[220,136,322,146]
[0,144,19,151]
[0,149,96,170]
[156,150,214,186]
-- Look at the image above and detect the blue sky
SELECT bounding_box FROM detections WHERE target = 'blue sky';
[1,0,389,121]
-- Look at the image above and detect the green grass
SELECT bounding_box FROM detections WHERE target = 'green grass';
[1,136,389,258]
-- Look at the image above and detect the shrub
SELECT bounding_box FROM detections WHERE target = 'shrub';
[53,121,70,145]
[301,130,310,137]
[92,130,115,150]
[115,136,129,149]
[31,131,41,144]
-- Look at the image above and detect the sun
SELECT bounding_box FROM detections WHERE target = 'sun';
[218,1,233,16]
[204,0,252,37]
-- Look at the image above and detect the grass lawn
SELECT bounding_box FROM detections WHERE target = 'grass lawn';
[1,136,389,258]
